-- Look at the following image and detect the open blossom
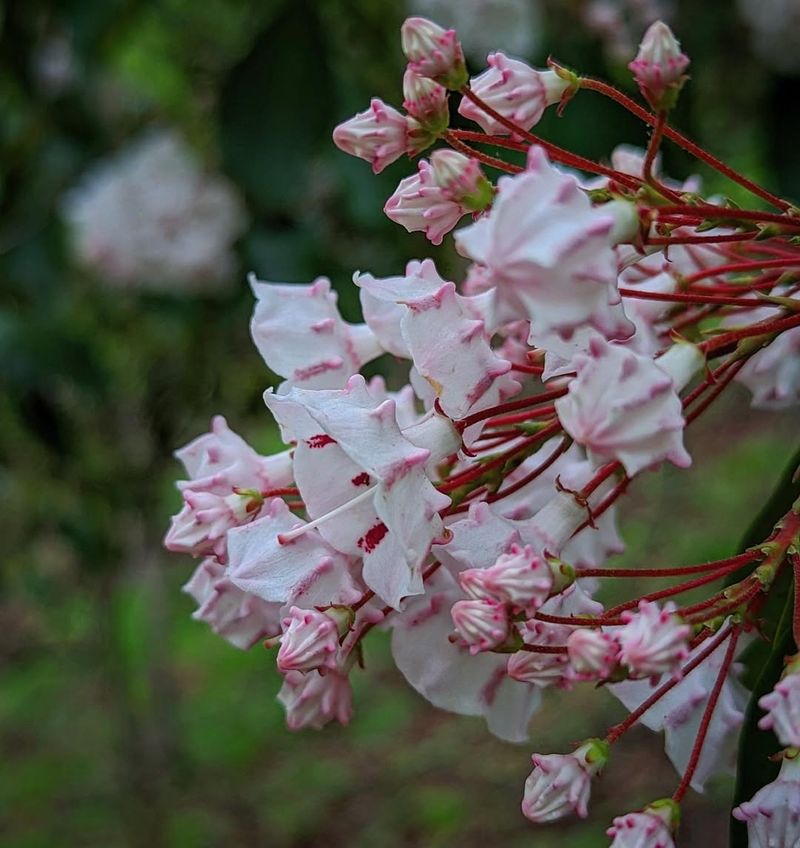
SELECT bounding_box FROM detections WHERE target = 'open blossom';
[617,601,689,679]
[554,337,699,476]
[628,21,689,109]
[249,275,382,391]
[332,99,422,174]
[278,669,353,731]
[521,739,609,823]
[63,130,246,290]
[183,558,281,649]
[164,416,293,560]
[733,752,800,847]
[455,145,636,349]
[737,325,800,410]
[276,607,340,673]
[759,667,800,747]
[458,52,569,135]
[384,159,467,244]
[450,598,510,654]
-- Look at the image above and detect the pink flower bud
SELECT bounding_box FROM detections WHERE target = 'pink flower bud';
[628,21,689,110]
[607,800,679,848]
[429,149,493,210]
[401,17,467,90]
[277,669,353,731]
[384,159,466,244]
[758,670,800,748]
[403,67,449,131]
[458,52,569,136]
[276,606,339,673]
[333,98,419,174]
[732,751,800,847]
[521,739,609,823]
[481,543,554,612]
[567,628,619,681]
[450,598,510,654]
[458,567,496,601]
[617,601,690,678]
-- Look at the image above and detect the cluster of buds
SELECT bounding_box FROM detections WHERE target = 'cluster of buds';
[166,14,800,845]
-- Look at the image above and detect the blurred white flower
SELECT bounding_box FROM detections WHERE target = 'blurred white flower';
[408,0,542,61]
[63,130,246,291]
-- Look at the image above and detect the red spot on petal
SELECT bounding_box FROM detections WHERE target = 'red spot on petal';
[305,434,336,449]
[357,522,388,554]
[351,472,371,487]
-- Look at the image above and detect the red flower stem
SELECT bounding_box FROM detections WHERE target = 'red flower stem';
[681,257,800,285]
[579,550,759,580]
[443,131,523,174]
[448,128,529,153]
[791,552,800,649]
[572,475,631,532]
[510,362,545,374]
[486,436,572,504]
[642,110,683,203]
[261,487,300,497]
[580,460,622,499]
[668,305,719,333]
[481,405,557,429]
[618,286,787,309]
[684,360,747,425]
[605,624,735,744]
[458,386,568,429]
[580,77,791,211]
[654,204,800,229]
[533,612,624,627]
[520,643,569,654]
[438,433,544,493]
[458,86,643,190]
[682,581,762,623]
[672,627,742,802]
[647,233,760,246]
[700,312,800,356]
[601,563,751,619]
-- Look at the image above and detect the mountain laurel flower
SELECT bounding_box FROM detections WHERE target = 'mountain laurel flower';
[732,750,800,848]
[332,99,426,174]
[606,799,679,848]
[628,21,690,110]
[758,663,800,747]
[429,149,494,210]
[454,145,635,348]
[554,336,694,477]
[276,607,340,673]
[521,739,609,823]
[458,52,570,135]
[278,669,353,731]
[736,325,800,410]
[401,16,468,90]
[617,601,690,679]
[477,544,557,612]
[403,67,449,132]
[450,598,510,654]
[384,159,467,244]
[567,628,620,681]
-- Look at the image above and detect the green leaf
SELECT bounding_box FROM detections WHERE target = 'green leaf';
[729,446,800,848]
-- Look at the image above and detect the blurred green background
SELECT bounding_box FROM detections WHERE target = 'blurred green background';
[3,1,800,845]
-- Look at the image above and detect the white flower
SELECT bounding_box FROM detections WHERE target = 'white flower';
[732,752,800,847]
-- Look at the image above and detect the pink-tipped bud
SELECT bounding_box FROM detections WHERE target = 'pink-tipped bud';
[276,606,339,673]
[401,17,467,90]
[483,543,555,612]
[450,598,509,655]
[732,751,800,846]
[429,149,493,211]
[384,159,466,245]
[333,98,421,174]
[403,67,449,132]
[458,52,570,136]
[567,628,619,681]
[277,669,353,731]
[617,600,690,679]
[458,567,496,601]
[628,21,689,110]
[758,668,800,748]
[521,739,609,823]
[607,799,680,848]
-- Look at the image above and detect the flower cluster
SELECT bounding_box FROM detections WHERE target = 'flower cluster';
[63,130,246,290]
[165,15,800,845]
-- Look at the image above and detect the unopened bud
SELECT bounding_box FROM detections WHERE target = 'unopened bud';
[628,21,689,110]
[430,149,493,211]
[401,17,468,90]
[403,67,449,134]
